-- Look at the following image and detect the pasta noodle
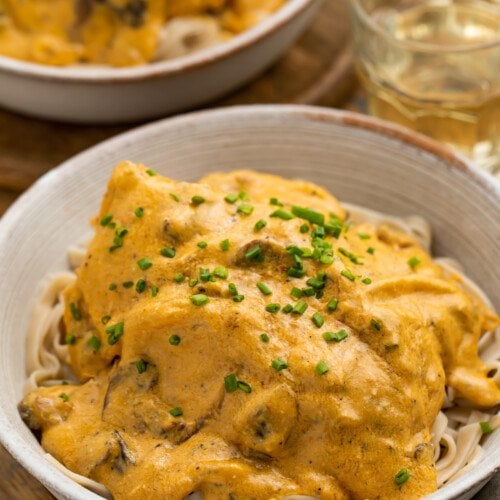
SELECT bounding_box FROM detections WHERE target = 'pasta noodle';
[24,204,499,498]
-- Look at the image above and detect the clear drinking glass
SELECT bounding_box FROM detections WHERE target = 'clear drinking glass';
[350,0,500,177]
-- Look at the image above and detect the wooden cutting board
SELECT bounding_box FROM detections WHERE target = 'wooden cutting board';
[0,1,355,498]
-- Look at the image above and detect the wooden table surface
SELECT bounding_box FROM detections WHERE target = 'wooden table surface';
[0,0,496,498]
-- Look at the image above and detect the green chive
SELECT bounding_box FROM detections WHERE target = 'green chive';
[237,204,254,215]
[228,283,238,296]
[65,334,76,346]
[213,266,228,279]
[272,359,288,372]
[300,224,310,233]
[287,267,305,278]
[59,393,69,402]
[320,255,334,265]
[291,206,325,226]
[245,245,264,262]
[312,312,324,328]
[199,268,211,282]
[115,226,128,238]
[254,219,267,232]
[357,233,371,240]
[237,381,252,393]
[136,359,148,374]
[169,407,183,417]
[197,241,208,249]
[122,281,134,289]
[291,287,302,299]
[137,258,153,270]
[224,193,238,204]
[370,319,382,331]
[270,209,294,220]
[174,273,185,283]
[88,335,101,352]
[323,330,348,342]
[146,169,157,176]
[151,285,159,297]
[136,279,147,293]
[394,468,410,486]
[189,278,198,288]
[169,193,180,202]
[282,304,293,313]
[270,197,284,207]
[106,322,124,345]
[101,315,111,325]
[100,214,113,226]
[233,294,245,302]
[338,247,363,264]
[238,190,248,201]
[70,303,82,321]
[260,333,270,343]
[191,195,205,206]
[292,301,308,315]
[108,283,117,291]
[190,294,209,306]
[220,239,230,251]
[161,247,176,258]
[362,278,372,285]
[265,303,280,313]
[367,247,375,254]
[408,256,421,270]
[480,421,493,434]
[169,334,181,346]
[340,269,356,281]
[302,287,315,297]
[315,360,329,376]
[134,207,144,218]
[327,299,339,312]
[224,373,238,392]
[257,282,272,296]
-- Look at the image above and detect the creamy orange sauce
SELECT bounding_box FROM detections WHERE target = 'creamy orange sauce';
[20,164,500,499]
[0,0,285,67]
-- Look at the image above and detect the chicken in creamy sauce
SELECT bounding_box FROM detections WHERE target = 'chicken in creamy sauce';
[20,164,500,499]
[0,0,285,66]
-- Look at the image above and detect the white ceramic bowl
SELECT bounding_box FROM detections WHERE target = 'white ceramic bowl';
[0,0,320,124]
[0,105,498,499]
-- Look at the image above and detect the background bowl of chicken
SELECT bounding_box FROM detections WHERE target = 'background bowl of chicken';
[0,0,321,124]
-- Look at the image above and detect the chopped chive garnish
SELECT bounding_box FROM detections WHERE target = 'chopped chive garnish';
[340,269,356,281]
[287,267,306,278]
[214,266,229,279]
[270,197,284,206]
[169,334,181,346]
[270,209,294,220]
[136,279,146,293]
[197,241,208,249]
[70,303,82,321]
[300,224,310,234]
[367,247,375,254]
[480,421,493,434]
[338,247,363,264]
[260,334,270,343]
[362,278,372,285]
[134,207,144,218]
[151,285,159,297]
[257,282,272,296]
[100,214,113,226]
[101,315,111,325]
[302,287,315,297]
[408,256,421,270]
[238,190,248,200]
[59,393,69,402]
[272,358,288,372]
[323,330,348,342]
[233,294,245,302]
[105,322,124,345]
[237,204,254,215]
[191,195,205,206]
[357,233,371,240]
[220,239,230,251]
[137,258,153,270]
[169,407,183,417]
[224,193,238,204]
[174,273,185,283]
[123,281,134,288]
[169,193,180,202]
[370,319,382,331]
[199,268,211,282]
[320,255,334,265]
[254,219,267,232]
[115,226,128,238]
[306,278,325,289]
[394,468,410,486]
[292,301,308,315]
[228,283,238,296]
[65,334,76,345]
[146,169,157,176]
[265,303,281,313]
[245,245,264,262]
[237,381,252,393]
[189,278,198,287]
[161,247,176,258]
[315,360,329,376]
[282,304,293,313]
[291,206,325,226]
[224,373,238,392]
[88,335,101,352]
[312,312,324,328]
[108,283,117,291]
[136,359,148,374]
[291,287,302,299]
[190,294,209,306]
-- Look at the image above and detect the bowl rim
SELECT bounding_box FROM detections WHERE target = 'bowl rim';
[0,105,498,500]
[0,0,317,83]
